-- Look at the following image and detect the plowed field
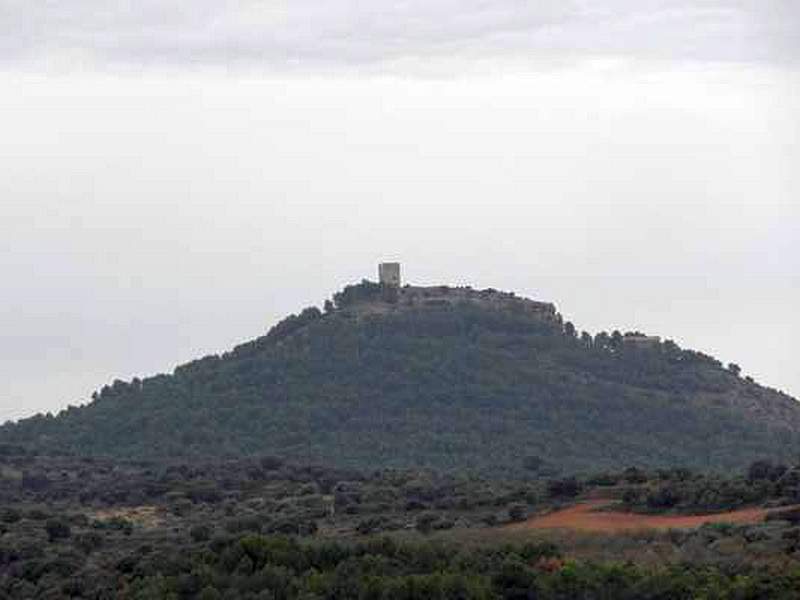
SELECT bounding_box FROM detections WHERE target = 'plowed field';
[508,500,791,533]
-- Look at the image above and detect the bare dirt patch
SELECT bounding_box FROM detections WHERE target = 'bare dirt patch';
[508,500,795,533]
[91,506,163,529]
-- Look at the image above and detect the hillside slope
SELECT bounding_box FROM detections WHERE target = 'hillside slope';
[2,281,798,475]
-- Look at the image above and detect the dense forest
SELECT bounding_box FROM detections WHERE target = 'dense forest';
[1,281,798,474]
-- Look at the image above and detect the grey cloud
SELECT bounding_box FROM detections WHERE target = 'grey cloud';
[3,0,799,70]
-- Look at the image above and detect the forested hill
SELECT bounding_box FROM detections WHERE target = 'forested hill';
[2,281,799,475]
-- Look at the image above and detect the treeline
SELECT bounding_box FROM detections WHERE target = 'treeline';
[6,532,800,599]
[616,460,800,514]
[125,535,800,600]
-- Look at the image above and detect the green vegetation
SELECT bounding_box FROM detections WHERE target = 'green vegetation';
[618,461,800,513]
[4,453,800,599]
[92,536,800,599]
[3,273,800,598]
[11,520,800,600]
[2,281,798,474]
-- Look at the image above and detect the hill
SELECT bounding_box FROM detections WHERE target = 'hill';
[2,280,799,475]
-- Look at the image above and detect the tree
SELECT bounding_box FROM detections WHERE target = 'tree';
[415,513,438,534]
[646,485,680,509]
[508,503,528,522]
[747,460,787,482]
[547,477,581,498]
[727,363,742,377]
[198,588,222,600]
[564,322,576,338]
[623,467,648,484]
[333,280,382,308]
[594,331,611,350]
[747,460,774,482]
[610,330,624,351]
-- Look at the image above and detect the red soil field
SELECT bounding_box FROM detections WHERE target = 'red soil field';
[508,500,793,533]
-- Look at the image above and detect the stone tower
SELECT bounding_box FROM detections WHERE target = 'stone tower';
[378,262,401,287]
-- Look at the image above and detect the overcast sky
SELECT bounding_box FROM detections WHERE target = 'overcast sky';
[1,1,798,422]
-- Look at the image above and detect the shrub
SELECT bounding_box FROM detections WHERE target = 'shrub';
[415,513,438,534]
[355,516,396,535]
[74,531,104,554]
[190,525,212,543]
[0,507,21,524]
[21,471,51,492]
[45,518,71,542]
[224,516,263,534]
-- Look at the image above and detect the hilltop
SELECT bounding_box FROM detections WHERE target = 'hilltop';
[2,279,798,475]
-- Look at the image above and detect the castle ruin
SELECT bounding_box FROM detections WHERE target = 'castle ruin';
[378,262,401,287]
[366,262,559,324]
